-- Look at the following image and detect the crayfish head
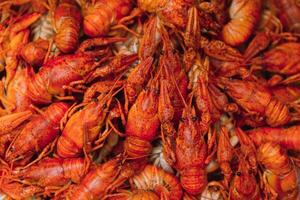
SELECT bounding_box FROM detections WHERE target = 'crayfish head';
[180,106,198,127]
[136,79,159,115]
[68,51,108,77]
[230,159,259,199]
[217,78,253,99]
[178,105,203,142]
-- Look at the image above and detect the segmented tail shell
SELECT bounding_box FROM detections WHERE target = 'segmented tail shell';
[131,165,183,200]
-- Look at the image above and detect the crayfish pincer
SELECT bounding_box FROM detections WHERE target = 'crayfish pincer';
[217,78,297,127]
[229,159,261,200]
[56,84,124,158]
[64,156,134,199]
[0,157,88,198]
[26,37,126,105]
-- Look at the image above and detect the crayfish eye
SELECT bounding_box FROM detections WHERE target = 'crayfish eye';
[87,46,95,51]
[91,97,98,102]
[94,57,100,62]
[180,117,185,122]
[236,171,241,176]
[10,147,14,152]
[191,116,198,121]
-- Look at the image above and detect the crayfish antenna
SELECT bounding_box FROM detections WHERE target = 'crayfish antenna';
[0,158,12,185]
[101,72,127,107]
[124,56,154,114]
[290,113,300,123]
[83,80,124,103]
[117,8,143,25]
[110,23,140,38]
[167,63,188,110]
[60,102,88,131]
[92,128,113,152]
[280,73,300,85]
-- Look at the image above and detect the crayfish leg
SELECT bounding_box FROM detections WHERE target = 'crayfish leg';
[62,85,85,94]
[117,8,143,25]
[280,73,300,85]
[92,128,112,151]
[105,163,134,195]
[205,127,217,165]
[77,37,127,53]
[21,137,58,170]
[83,80,124,103]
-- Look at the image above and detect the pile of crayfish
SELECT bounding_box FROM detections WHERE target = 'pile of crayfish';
[1,0,300,199]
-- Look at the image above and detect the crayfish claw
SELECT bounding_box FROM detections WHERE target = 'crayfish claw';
[0,110,32,136]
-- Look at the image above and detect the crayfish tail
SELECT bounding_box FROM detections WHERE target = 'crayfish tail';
[180,167,207,195]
